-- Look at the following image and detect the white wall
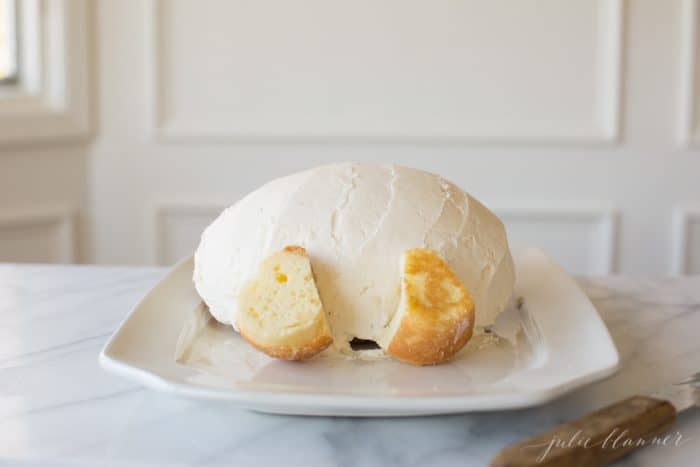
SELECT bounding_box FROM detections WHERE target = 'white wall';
[0,0,90,264]
[0,145,87,263]
[4,0,700,275]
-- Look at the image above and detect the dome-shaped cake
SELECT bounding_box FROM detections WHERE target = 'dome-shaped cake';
[193,163,514,354]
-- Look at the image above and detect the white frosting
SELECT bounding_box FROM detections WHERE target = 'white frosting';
[193,163,515,352]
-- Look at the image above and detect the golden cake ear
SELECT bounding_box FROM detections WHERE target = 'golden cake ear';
[380,248,475,366]
[236,246,333,361]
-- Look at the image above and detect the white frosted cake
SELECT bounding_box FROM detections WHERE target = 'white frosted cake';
[193,163,515,359]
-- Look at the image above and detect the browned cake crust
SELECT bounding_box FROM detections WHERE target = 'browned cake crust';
[385,248,475,366]
[240,328,333,361]
[282,245,306,255]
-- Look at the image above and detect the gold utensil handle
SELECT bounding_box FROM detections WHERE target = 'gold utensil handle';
[490,396,676,467]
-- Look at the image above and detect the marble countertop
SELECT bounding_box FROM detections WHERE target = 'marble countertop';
[1,264,699,467]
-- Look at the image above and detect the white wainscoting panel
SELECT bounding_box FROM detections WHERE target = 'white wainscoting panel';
[493,203,617,275]
[0,206,76,263]
[82,0,696,273]
[679,0,700,146]
[671,206,700,274]
[151,0,622,144]
[152,202,224,265]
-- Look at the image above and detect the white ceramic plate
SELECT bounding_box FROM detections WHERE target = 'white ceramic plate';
[100,248,619,416]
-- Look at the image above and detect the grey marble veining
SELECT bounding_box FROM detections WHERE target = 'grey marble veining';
[1,265,699,467]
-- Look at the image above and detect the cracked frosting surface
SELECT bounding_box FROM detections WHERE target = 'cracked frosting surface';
[193,163,515,352]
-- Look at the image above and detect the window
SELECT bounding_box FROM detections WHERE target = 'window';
[0,0,89,144]
[0,0,18,84]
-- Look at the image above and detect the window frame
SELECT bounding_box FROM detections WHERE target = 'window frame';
[0,0,19,85]
[0,0,89,145]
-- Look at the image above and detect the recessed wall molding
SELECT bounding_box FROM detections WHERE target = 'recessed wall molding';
[0,205,76,263]
[149,0,623,145]
[491,202,618,275]
[151,201,226,265]
[671,206,700,274]
[0,0,90,145]
[679,0,700,146]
